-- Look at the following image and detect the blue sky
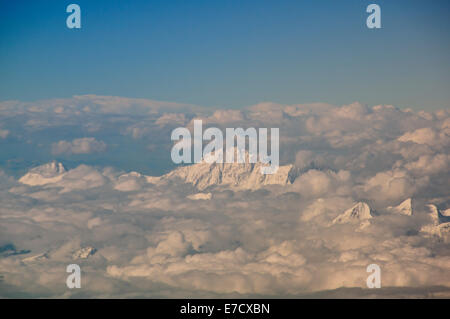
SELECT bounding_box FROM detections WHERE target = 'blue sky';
[1,0,449,110]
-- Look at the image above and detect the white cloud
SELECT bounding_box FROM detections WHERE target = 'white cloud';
[52,138,107,155]
[291,169,352,198]
[398,127,438,145]
[404,154,449,176]
[0,96,449,298]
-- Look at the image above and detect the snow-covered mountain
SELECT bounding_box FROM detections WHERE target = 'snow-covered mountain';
[19,162,107,193]
[142,147,299,190]
[19,161,66,186]
[21,252,49,264]
[421,204,450,239]
[149,161,298,191]
[20,156,298,192]
[18,163,448,240]
[72,247,96,259]
[387,198,413,216]
[332,202,374,225]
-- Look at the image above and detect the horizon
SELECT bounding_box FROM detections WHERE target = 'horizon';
[1,0,450,110]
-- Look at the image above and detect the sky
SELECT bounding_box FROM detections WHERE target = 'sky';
[0,0,449,110]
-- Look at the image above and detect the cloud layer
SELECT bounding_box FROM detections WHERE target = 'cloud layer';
[52,138,107,155]
[0,96,449,298]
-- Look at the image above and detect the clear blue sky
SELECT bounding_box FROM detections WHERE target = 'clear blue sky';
[1,0,449,110]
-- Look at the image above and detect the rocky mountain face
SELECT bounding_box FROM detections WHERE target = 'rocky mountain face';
[159,161,298,190]
[72,247,97,259]
[20,156,299,191]
[19,161,66,186]
[332,202,374,225]
[421,204,450,238]
[387,198,413,216]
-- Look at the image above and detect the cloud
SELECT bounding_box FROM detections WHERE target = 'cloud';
[398,127,440,146]
[404,154,449,176]
[0,95,449,298]
[291,169,352,198]
[52,138,107,155]
[361,169,426,204]
[294,150,326,170]
[205,110,245,125]
[155,113,187,127]
[0,129,9,139]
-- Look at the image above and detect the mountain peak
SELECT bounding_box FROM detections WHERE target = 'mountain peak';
[162,161,296,191]
[332,202,373,225]
[19,161,66,186]
[420,204,450,239]
[387,198,412,216]
[73,246,96,259]
[29,161,66,176]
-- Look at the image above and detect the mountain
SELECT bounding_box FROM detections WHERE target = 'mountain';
[425,204,440,226]
[72,247,96,259]
[332,202,374,225]
[19,161,66,186]
[19,157,298,192]
[148,158,298,191]
[441,208,450,217]
[387,198,413,216]
[22,252,49,263]
[420,204,450,239]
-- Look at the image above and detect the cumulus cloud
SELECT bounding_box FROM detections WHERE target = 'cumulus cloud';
[295,150,327,170]
[398,127,437,145]
[362,169,424,204]
[155,113,187,127]
[404,154,449,176]
[0,96,449,298]
[291,169,352,198]
[52,138,107,155]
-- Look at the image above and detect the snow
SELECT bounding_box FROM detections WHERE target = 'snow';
[332,202,373,225]
[387,198,413,216]
[72,247,96,259]
[19,161,66,186]
[420,204,450,239]
[162,161,296,190]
